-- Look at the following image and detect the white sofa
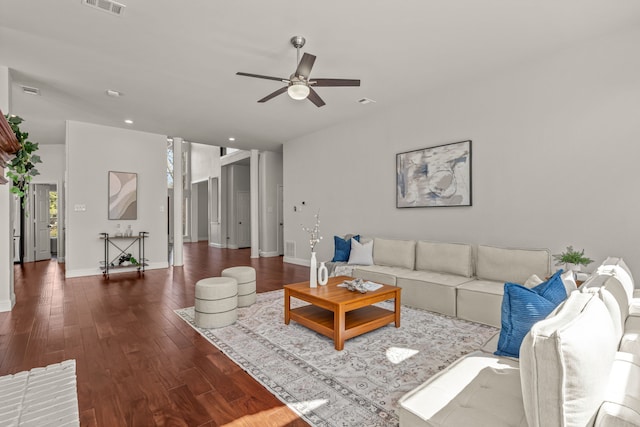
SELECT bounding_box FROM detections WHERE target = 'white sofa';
[397,257,640,426]
[351,238,551,327]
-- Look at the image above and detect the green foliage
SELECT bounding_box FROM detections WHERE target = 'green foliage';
[553,246,594,266]
[4,114,41,207]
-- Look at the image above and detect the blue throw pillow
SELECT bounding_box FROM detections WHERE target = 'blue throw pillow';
[494,272,567,358]
[533,270,567,305]
[332,235,360,262]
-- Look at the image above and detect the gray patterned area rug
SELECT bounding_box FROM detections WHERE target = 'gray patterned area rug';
[175,290,497,427]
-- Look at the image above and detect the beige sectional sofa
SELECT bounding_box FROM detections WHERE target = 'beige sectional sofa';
[351,238,551,327]
[397,257,640,426]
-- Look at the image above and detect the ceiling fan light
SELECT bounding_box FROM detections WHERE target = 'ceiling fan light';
[287,83,310,100]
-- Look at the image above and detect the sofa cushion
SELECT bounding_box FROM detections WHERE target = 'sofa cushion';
[331,234,359,262]
[456,279,505,327]
[415,241,473,277]
[395,270,474,317]
[347,238,373,265]
[520,292,617,427]
[583,285,624,345]
[372,238,416,270]
[398,351,526,427]
[595,352,640,426]
[352,265,402,286]
[476,245,550,284]
[494,273,566,358]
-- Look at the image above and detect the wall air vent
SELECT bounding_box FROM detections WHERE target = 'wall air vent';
[285,241,296,258]
[22,86,40,96]
[82,0,125,16]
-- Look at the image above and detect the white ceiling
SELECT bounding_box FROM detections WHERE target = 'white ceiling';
[1,1,639,152]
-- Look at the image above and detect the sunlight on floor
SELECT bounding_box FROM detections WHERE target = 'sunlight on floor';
[221,405,306,426]
[289,398,329,414]
[386,346,420,364]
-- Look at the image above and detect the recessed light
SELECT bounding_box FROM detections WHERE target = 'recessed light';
[106,89,123,97]
[124,119,133,124]
[228,137,235,142]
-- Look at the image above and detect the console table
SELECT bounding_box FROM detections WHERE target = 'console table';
[99,232,148,278]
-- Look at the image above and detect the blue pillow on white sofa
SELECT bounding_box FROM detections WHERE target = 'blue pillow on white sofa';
[332,234,360,262]
[495,270,567,358]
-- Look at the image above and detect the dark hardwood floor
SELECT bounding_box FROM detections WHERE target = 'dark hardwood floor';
[0,242,311,426]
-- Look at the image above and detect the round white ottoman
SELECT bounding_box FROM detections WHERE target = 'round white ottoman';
[221,266,256,307]
[195,277,238,328]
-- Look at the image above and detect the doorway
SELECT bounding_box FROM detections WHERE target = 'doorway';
[22,183,58,262]
[236,190,251,248]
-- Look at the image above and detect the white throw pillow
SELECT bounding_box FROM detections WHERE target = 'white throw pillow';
[348,238,373,265]
[561,269,578,295]
[524,274,543,288]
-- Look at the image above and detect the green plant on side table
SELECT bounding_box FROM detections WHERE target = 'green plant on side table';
[4,114,41,207]
[553,245,594,272]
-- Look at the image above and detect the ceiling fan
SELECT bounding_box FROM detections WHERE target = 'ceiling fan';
[236,36,360,107]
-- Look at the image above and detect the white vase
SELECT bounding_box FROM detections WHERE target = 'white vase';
[318,262,328,285]
[566,263,581,273]
[309,252,318,288]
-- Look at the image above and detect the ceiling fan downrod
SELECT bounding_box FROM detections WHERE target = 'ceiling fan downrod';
[290,36,306,67]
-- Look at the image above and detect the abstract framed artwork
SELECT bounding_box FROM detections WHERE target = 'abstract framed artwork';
[396,140,472,208]
[108,171,137,220]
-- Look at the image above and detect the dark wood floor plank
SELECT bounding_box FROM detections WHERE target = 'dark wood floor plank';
[0,244,311,426]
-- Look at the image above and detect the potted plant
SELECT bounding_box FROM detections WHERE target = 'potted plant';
[4,114,41,207]
[553,246,593,272]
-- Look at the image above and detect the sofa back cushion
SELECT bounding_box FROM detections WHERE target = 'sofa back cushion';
[519,292,617,427]
[415,241,473,277]
[476,245,550,284]
[373,238,416,270]
[598,256,634,289]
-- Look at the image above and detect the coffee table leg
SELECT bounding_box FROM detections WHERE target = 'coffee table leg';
[334,306,345,350]
[284,288,291,325]
[395,290,401,328]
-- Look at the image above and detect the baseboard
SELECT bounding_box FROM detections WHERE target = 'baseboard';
[65,261,169,278]
[259,251,280,258]
[284,257,310,267]
[209,242,226,248]
[0,293,16,312]
[227,244,239,250]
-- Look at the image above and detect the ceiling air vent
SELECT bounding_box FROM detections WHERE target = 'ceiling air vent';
[22,86,40,96]
[82,0,125,16]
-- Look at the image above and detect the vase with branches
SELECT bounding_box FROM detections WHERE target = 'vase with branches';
[302,211,322,287]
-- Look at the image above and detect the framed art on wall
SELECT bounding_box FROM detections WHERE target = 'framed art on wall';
[396,140,472,208]
[108,171,137,220]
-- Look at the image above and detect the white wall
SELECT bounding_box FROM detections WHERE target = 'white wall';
[259,151,283,256]
[0,65,15,311]
[65,121,168,277]
[283,26,640,277]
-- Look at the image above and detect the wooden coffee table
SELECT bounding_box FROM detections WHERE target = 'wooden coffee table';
[284,276,401,350]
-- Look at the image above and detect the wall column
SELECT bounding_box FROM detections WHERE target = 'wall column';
[250,149,259,258]
[0,66,15,311]
[173,137,184,266]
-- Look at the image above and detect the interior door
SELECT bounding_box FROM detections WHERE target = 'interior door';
[34,184,51,261]
[236,191,251,248]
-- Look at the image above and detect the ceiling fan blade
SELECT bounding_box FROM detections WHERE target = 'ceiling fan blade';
[258,86,288,103]
[311,78,361,87]
[307,88,326,108]
[237,72,288,82]
[295,53,316,79]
